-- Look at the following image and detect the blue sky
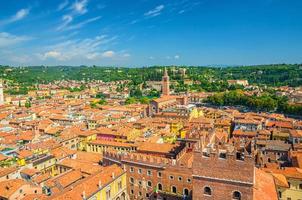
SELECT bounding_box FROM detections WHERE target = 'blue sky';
[0,0,301,67]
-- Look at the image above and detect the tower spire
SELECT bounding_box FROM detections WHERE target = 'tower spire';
[162,68,170,96]
[164,67,168,76]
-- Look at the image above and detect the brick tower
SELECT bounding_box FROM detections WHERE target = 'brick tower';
[0,79,4,106]
[192,147,255,200]
[162,67,170,96]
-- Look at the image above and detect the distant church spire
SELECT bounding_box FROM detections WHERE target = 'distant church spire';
[0,79,4,106]
[162,68,170,96]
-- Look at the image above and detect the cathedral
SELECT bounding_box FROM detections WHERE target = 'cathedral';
[148,68,187,116]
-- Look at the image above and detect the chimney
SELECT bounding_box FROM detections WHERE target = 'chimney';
[98,180,102,189]
[112,172,115,179]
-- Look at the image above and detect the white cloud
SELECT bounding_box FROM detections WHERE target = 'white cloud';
[102,50,115,58]
[174,55,180,59]
[0,32,31,48]
[57,0,69,11]
[43,51,68,61]
[71,0,89,15]
[65,16,101,31]
[0,8,29,25]
[86,52,99,60]
[122,53,131,57]
[39,35,118,62]
[144,5,164,17]
[57,15,73,31]
[12,9,29,21]
[149,56,154,60]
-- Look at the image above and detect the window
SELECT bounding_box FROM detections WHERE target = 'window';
[130,167,134,173]
[183,188,189,196]
[236,152,244,161]
[178,176,182,181]
[219,152,226,159]
[146,193,150,198]
[147,181,152,187]
[130,177,134,184]
[138,180,142,186]
[138,168,142,174]
[233,191,241,200]
[118,180,122,190]
[139,191,142,196]
[299,184,302,190]
[169,175,174,180]
[278,191,282,198]
[204,187,211,196]
[158,183,163,191]
[288,182,291,188]
[131,190,134,195]
[19,189,23,194]
[158,172,162,177]
[147,170,152,176]
[106,189,111,199]
[187,178,191,183]
[171,186,177,194]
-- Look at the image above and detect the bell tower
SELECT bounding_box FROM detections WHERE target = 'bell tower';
[162,68,170,96]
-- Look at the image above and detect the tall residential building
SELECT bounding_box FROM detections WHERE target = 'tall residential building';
[0,79,4,105]
[162,68,170,96]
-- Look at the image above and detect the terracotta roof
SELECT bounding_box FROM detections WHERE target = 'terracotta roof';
[264,167,302,179]
[49,164,124,200]
[271,173,289,188]
[58,159,103,175]
[17,149,33,159]
[33,173,52,184]
[253,168,278,200]
[0,179,27,199]
[21,168,40,177]
[137,142,178,154]
[233,129,257,137]
[289,130,302,138]
[88,139,135,148]
[51,147,76,160]
[0,153,8,161]
[75,151,102,163]
[21,194,47,200]
[45,170,84,191]
[0,167,17,178]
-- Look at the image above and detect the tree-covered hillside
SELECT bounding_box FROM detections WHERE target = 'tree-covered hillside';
[0,64,301,87]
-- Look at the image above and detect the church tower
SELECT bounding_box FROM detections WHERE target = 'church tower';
[0,79,4,105]
[162,68,170,96]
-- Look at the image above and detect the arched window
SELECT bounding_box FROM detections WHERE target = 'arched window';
[204,186,212,196]
[158,183,163,191]
[171,186,177,194]
[233,191,241,200]
[121,192,125,200]
[183,188,189,196]
[147,181,152,187]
